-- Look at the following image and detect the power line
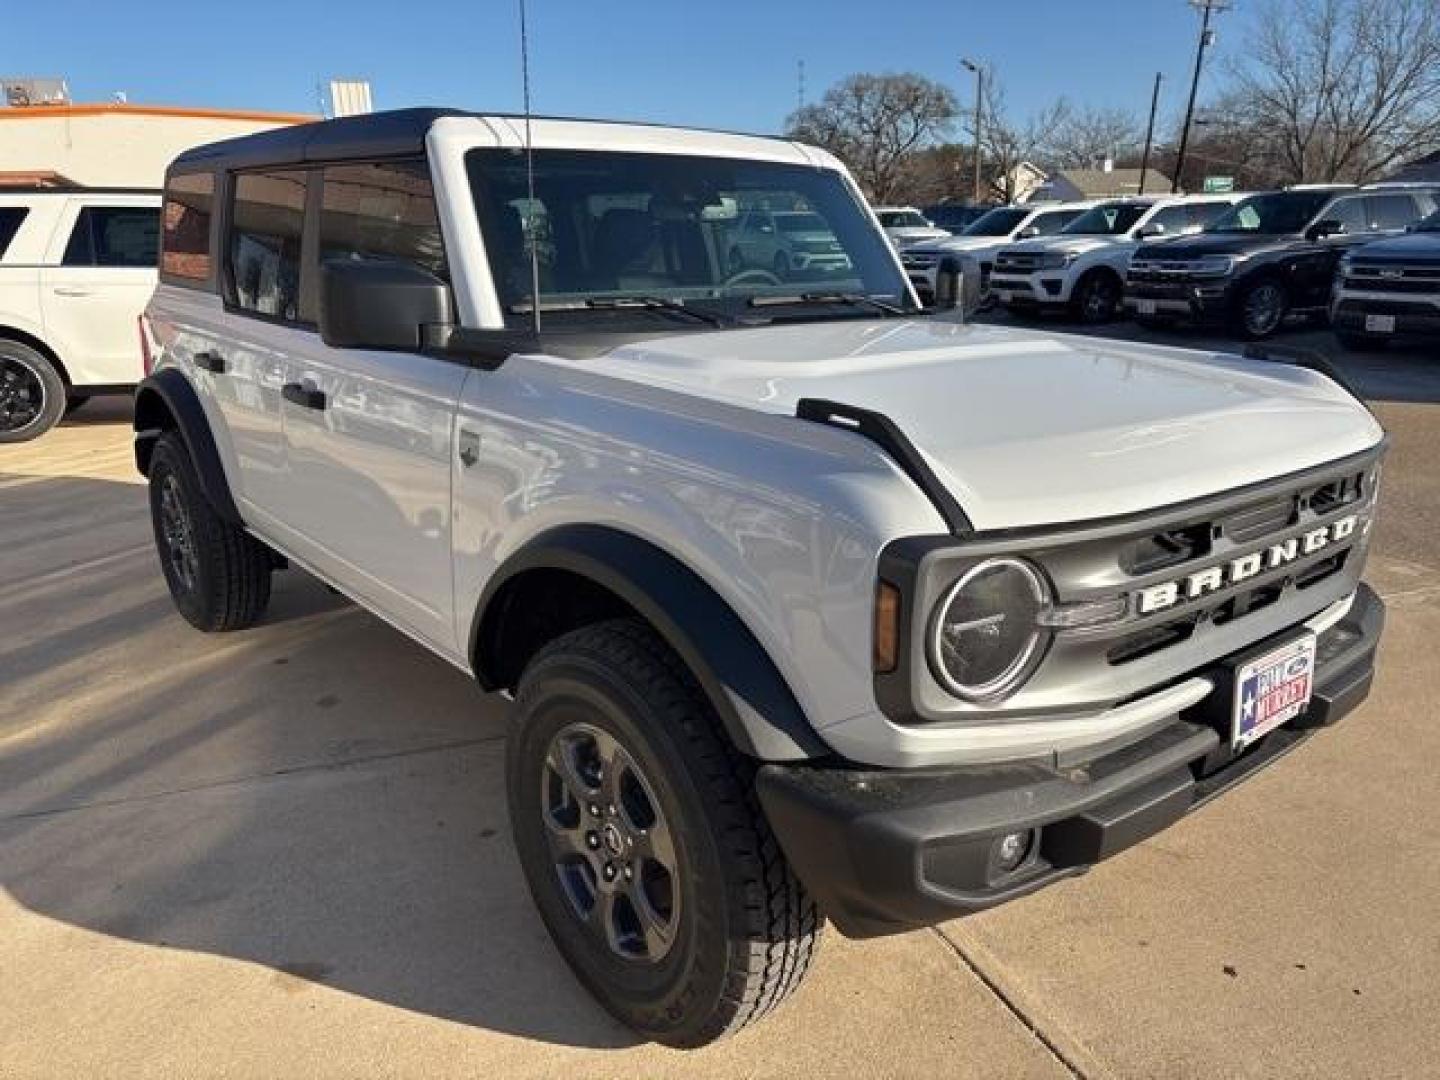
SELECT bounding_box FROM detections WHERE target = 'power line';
[1173,0,1232,193]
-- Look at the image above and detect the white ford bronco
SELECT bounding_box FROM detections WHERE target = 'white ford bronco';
[135,109,1386,1047]
[0,187,161,441]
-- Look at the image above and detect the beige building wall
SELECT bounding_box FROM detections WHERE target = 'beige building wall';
[0,104,316,188]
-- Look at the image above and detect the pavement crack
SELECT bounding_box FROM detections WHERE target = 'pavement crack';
[932,926,1091,1080]
[0,734,506,823]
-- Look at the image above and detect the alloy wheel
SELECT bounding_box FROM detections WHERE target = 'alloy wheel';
[159,472,200,593]
[541,722,681,963]
[1243,282,1286,336]
[0,356,45,434]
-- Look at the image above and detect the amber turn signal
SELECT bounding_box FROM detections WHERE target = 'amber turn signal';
[873,581,901,673]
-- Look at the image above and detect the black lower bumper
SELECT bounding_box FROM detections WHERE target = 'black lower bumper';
[1123,281,1233,324]
[757,584,1385,938]
[1332,300,1440,341]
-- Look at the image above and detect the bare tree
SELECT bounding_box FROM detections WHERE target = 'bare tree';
[975,75,1065,202]
[1226,0,1440,182]
[786,74,959,203]
[1037,102,1146,170]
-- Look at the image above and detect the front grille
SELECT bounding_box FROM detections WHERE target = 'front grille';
[995,252,1043,273]
[1127,261,1208,285]
[1343,263,1440,294]
[1219,494,1296,544]
[901,251,940,270]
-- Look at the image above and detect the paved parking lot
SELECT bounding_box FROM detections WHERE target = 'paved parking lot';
[1,322,1437,1079]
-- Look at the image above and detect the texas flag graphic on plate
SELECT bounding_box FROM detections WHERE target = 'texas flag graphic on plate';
[1232,633,1317,749]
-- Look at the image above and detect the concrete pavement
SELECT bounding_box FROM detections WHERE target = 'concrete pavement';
[2,326,1437,1078]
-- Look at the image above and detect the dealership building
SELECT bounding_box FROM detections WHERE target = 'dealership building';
[0,102,314,189]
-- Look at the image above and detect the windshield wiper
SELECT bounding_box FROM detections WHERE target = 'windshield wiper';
[747,292,908,316]
[508,295,728,327]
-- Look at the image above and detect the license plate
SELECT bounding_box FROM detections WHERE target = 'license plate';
[1138,299,1157,315]
[1365,313,1396,333]
[1232,634,1316,749]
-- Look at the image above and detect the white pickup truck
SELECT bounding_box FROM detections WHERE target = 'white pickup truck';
[989,195,1237,322]
[0,188,160,441]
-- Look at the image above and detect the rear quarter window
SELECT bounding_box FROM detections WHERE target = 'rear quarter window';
[228,170,310,323]
[0,207,29,258]
[161,172,215,286]
[62,206,159,267]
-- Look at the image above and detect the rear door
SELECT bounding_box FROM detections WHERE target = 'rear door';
[39,196,159,387]
[274,158,467,654]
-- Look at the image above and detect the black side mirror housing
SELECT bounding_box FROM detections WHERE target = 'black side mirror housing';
[1306,218,1345,242]
[319,258,454,350]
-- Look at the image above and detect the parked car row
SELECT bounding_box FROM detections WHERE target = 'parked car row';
[898,182,1440,346]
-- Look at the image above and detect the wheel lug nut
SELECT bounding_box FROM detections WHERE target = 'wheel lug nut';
[588,803,601,817]
[623,865,633,881]
[603,862,616,881]
[586,831,600,850]
[606,803,617,817]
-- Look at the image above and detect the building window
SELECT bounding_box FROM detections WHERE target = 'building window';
[162,172,215,283]
[229,170,308,322]
[319,160,446,278]
[62,207,159,267]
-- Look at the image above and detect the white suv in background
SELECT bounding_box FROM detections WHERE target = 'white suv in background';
[990,194,1237,323]
[900,201,1095,302]
[873,206,950,249]
[0,188,161,441]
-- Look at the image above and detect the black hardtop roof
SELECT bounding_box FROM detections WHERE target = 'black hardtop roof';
[169,106,793,175]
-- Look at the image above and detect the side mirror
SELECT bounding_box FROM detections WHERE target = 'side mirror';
[320,259,454,350]
[1306,219,1345,241]
[932,254,984,318]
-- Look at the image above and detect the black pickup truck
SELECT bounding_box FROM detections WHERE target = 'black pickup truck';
[1124,187,1437,339]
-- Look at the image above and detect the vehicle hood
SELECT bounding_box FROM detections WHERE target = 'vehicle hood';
[909,235,1010,254]
[1137,233,1296,260]
[1348,230,1440,261]
[1004,235,1129,257]
[560,319,1382,531]
[889,226,951,243]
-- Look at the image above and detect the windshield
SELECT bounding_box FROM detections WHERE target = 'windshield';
[877,210,928,228]
[467,149,912,328]
[962,207,1029,236]
[1062,203,1149,236]
[1206,191,1334,235]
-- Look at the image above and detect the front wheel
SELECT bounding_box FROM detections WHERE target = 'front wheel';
[148,432,272,631]
[1233,278,1288,339]
[1070,270,1122,324]
[507,619,823,1047]
[0,340,65,443]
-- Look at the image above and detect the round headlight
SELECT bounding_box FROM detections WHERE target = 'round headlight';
[930,558,1049,701]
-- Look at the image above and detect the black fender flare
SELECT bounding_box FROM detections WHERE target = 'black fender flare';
[132,368,242,524]
[471,524,828,762]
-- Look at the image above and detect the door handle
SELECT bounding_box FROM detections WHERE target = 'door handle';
[194,350,226,374]
[52,287,93,297]
[281,382,327,411]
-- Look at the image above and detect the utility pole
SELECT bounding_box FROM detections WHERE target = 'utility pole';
[962,58,983,203]
[1138,72,1163,195]
[1173,0,1231,193]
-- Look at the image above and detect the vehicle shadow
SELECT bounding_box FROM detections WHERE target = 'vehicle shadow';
[0,473,639,1050]
[976,309,1440,405]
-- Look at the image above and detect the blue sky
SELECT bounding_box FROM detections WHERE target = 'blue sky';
[8,0,1259,135]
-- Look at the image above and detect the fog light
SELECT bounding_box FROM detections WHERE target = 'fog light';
[994,830,1032,872]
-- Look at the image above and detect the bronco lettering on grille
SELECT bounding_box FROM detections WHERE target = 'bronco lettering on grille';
[1135,514,1358,615]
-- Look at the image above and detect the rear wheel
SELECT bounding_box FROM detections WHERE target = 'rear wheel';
[507,619,822,1047]
[147,432,272,631]
[1233,278,1288,339]
[0,340,65,443]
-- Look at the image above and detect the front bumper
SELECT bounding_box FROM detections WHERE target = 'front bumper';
[1123,278,1235,323]
[757,583,1384,938]
[1332,296,1440,341]
[990,271,1072,307]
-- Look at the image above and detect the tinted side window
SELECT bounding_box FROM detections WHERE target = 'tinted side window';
[1191,201,1231,229]
[229,170,308,322]
[62,207,159,267]
[1032,211,1074,235]
[319,161,445,278]
[1325,197,1369,233]
[162,172,215,284]
[1149,205,1191,235]
[1371,194,1420,230]
[0,207,28,258]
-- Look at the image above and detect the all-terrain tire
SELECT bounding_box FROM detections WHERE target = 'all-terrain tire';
[0,339,65,443]
[147,431,272,631]
[506,618,823,1047]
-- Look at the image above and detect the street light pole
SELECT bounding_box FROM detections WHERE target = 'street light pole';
[962,58,983,203]
[1173,0,1231,194]
[1139,72,1163,195]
